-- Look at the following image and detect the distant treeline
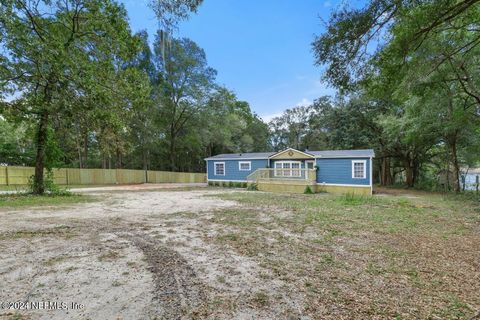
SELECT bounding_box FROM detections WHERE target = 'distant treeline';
[1,0,479,194]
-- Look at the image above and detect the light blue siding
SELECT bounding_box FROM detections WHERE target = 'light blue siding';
[316,158,371,185]
[207,159,269,181]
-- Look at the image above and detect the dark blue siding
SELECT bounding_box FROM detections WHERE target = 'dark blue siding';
[207,159,269,181]
[316,158,371,185]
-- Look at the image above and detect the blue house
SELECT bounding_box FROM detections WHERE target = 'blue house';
[205,148,374,194]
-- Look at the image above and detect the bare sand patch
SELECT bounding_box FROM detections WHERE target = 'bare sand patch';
[0,189,304,319]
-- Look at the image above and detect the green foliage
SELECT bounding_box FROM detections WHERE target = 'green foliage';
[149,0,203,32]
[304,186,314,194]
[27,170,71,196]
[311,0,480,190]
[0,0,148,193]
[228,181,234,188]
[247,183,258,191]
[0,119,34,165]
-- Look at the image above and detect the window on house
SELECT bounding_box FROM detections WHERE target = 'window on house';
[352,160,366,179]
[214,162,225,176]
[239,161,251,171]
[306,161,315,169]
[274,161,301,177]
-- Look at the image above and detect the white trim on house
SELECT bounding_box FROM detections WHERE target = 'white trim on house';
[238,161,251,171]
[269,147,314,159]
[205,157,269,161]
[205,155,374,160]
[352,160,367,179]
[314,155,373,159]
[207,179,246,183]
[369,157,373,193]
[214,162,225,176]
[319,183,371,187]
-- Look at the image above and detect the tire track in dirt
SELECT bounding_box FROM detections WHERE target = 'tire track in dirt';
[122,232,207,319]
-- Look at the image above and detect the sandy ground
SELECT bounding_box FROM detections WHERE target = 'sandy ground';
[0,188,304,320]
[0,183,207,195]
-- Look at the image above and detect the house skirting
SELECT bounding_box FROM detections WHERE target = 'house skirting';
[315,184,372,195]
[257,180,313,194]
[256,180,372,195]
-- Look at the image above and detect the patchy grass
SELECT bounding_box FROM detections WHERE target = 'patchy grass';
[0,185,30,192]
[98,250,121,262]
[0,193,94,208]
[208,191,480,319]
[0,225,75,241]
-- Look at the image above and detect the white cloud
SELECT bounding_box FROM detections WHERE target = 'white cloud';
[260,98,312,123]
[295,98,312,107]
[259,112,283,123]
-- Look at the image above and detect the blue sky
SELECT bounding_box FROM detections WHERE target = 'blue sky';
[121,0,340,121]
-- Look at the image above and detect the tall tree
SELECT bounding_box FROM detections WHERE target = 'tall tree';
[153,35,216,171]
[0,0,143,193]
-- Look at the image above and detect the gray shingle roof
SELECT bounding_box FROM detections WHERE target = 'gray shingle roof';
[205,149,374,160]
[309,149,375,158]
[205,152,275,160]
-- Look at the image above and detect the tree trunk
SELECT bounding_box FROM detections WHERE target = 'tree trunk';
[142,145,148,171]
[169,126,176,171]
[116,147,122,169]
[380,157,392,186]
[404,159,414,188]
[83,133,88,168]
[33,110,49,194]
[77,137,83,169]
[451,140,461,192]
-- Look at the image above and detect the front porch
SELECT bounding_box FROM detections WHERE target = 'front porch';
[247,168,317,193]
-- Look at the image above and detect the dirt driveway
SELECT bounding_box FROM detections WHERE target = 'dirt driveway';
[0,189,302,320]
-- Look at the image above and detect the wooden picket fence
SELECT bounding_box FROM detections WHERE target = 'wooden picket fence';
[0,166,206,185]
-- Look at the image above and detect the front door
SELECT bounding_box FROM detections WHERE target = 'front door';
[306,160,315,170]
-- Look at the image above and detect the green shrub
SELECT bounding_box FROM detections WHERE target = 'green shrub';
[247,183,258,191]
[208,181,214,187]
[304,185,314,194]
[241,182,248,188]
[234,182,242,188]
[228,181,234,188]
[27,170,72,196]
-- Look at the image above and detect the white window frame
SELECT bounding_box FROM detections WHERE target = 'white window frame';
[238,161,251,171]
[214,162,225,176]
[352,160,367,179]
[274,161,302,177]
[305,160,315,170]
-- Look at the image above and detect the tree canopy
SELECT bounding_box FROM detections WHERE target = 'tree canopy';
[1,0,479,194]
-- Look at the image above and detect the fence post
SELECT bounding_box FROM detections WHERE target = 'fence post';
[66,168,69,185]
[5,166,9,186]
[476,175,479,195]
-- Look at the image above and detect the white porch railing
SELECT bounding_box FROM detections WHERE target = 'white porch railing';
[247,168,317,183]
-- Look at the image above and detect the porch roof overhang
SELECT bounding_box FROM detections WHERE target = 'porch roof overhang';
[268,148,315,160]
